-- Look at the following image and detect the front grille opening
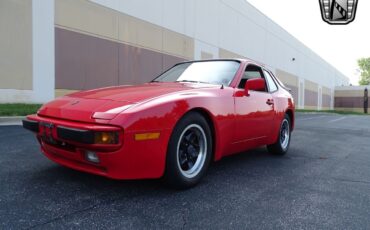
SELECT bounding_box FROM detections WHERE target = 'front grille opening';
[42,138,76,152]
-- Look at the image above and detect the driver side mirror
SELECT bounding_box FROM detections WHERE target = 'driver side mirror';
[245,78,266,96]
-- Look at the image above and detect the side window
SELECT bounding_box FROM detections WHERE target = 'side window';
[238,65,266,92]
[263,70,278,92]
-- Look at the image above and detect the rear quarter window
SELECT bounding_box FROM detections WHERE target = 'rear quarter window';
[263,70,278,92]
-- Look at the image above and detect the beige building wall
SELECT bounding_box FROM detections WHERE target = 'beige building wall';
[335,86,369,113]
[322,86,332,110]
[0,0,33,90]
[304,80,318,93]
[275,69,299,104]
[200,51,214,60]
[275,69,299,87]
[0,0,348,104]
[54,0,194,96]
[322,87,331,96]
[219,49,244,59]
[304,80,319,110]
[55,0,194,60]
[55,89,79,98]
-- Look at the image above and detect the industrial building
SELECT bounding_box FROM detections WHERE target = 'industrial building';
[0,0,350,110]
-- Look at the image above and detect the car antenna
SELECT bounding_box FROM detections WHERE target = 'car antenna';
[220,84,224,89]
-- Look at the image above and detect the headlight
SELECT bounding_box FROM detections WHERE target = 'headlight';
[94,132,119,144]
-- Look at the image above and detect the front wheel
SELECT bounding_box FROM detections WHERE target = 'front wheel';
[164,112,212,189]
[267,114,291,155]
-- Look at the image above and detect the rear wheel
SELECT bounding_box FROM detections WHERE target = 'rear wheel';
[164,112,212,189]
[267,114,291,155]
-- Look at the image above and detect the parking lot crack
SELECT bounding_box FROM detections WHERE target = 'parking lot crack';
[180,209,188,230]
[24,188,163,229]
[332,178,370,186]
[25,203,100,229]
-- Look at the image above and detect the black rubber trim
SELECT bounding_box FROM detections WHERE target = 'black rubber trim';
[22,119,39,133]
[57,126,95,144]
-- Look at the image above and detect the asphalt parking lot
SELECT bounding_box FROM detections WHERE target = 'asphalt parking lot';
[1,113,370,229]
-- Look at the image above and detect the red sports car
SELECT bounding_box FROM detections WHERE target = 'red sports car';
[23,59,295,188]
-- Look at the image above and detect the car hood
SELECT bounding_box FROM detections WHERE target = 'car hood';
[38,83,215,122]
[66,83,211,103]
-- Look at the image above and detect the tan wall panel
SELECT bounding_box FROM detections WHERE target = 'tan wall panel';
[305,80,318,92]
[55,0,119,40]
[304,106,318,110]
[322,86,331,96]
[163,29,194,60]
[305,89,318,107]
[322,93,331,108]
[0,0,32,90]
[118,14,163,52]
[335,89,367,97]
[55,89,79,98]
[219,49,244,59]
[56,0,194,59]
[333,107,365,113]
[56,28,186,91]
[275,69,298,87]
[201,51,213,60]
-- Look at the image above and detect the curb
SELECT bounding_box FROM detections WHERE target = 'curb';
[0,116,25,126]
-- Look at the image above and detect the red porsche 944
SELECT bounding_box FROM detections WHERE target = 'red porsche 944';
[23,59,295,188]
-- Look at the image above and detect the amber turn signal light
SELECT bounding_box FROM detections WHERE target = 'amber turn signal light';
[94,132,119,144]
[135,132,160,141]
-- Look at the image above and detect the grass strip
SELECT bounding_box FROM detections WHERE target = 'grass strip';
[0,104,42,116]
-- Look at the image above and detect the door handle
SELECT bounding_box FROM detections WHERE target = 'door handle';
[266,99,274,105]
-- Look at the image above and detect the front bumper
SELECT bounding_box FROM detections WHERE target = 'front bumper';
[23,119,97,144]
[23,115,170,179]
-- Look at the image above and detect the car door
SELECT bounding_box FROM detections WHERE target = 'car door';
[233,64,275,149]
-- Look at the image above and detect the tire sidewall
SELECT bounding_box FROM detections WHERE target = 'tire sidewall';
[165,112,213,187]
[279,115,291,152]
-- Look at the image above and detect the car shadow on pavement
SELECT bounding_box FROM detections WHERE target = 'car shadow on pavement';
[30,147,283,194]
[7,146,294,229]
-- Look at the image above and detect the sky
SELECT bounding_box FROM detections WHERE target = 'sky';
[246,0,370,85]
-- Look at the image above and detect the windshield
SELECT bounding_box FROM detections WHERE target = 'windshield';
[153,61,240,86]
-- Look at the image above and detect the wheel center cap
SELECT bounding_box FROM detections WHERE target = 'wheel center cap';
[187,146,197,157]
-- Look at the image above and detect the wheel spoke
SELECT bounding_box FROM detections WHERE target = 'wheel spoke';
[184,132,193,142]
[189,133,197,143]
[188,148,198,159]
[179,150,188,166]
[180,157,188,167]
[191,139,200,148]
[188,132,200,148]
[187,160,194,169]
[176,124,207,179]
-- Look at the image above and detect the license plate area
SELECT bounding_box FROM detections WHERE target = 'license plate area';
[40,122,57,145]
[39,122,76,152]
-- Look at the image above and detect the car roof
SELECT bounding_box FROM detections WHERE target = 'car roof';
[176,58,266,68]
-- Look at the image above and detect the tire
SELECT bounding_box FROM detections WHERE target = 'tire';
[164,111,213,189]
[267,114,291,156]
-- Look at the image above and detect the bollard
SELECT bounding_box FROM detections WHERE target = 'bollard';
[365,88,368,114]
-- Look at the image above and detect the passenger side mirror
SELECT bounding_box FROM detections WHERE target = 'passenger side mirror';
[245,78,266,96]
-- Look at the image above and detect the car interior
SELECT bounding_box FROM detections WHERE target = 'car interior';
[238,65,267,92]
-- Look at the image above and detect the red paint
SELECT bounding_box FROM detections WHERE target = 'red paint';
[245,78,266,94]
[26,59,295,179]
